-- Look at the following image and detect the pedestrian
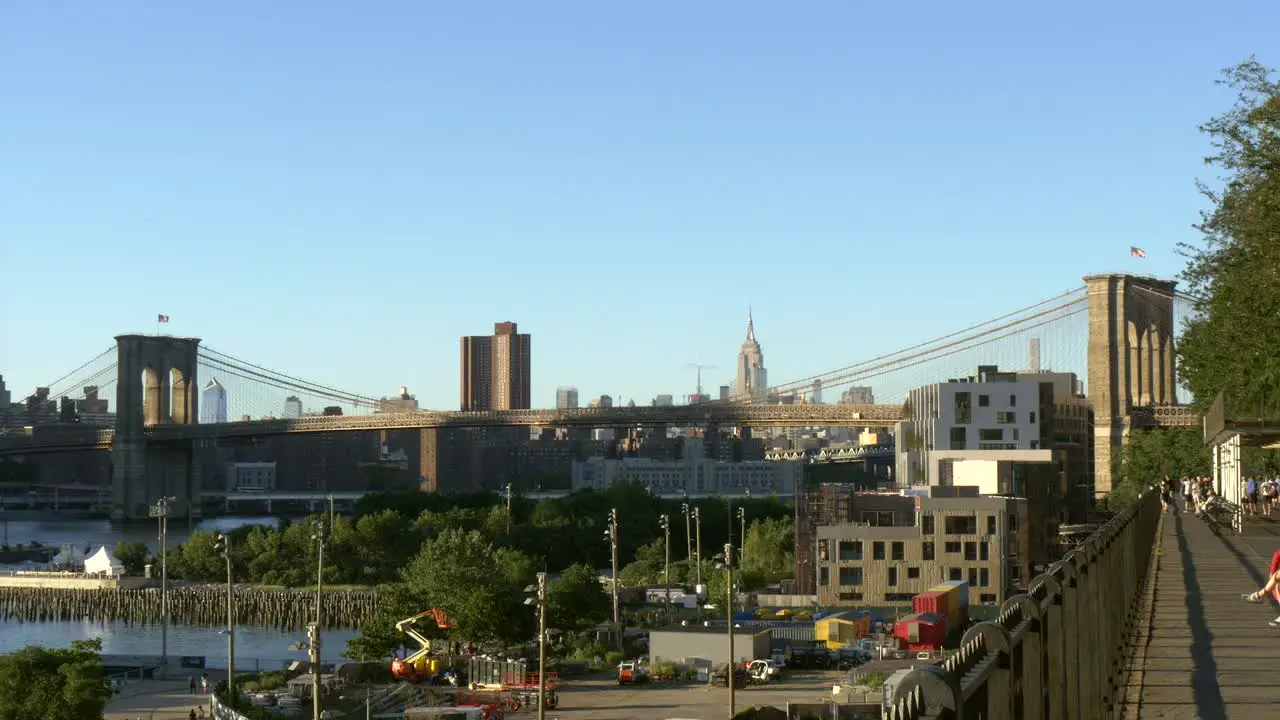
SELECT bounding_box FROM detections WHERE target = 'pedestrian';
[189,709,197,720]
[200,674,208,693]
[188,675,196,694]
[197,706,206,720]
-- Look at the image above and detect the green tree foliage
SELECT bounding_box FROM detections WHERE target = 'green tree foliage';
[113,541,149,575]
[1111,428,1212,508]
[741,518,795,582]
[546,562,611,632]
[1178,59,1280,411]
[0,638,113,720]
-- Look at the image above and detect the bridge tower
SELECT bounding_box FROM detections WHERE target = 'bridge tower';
[1085,274,1178,499]
[111,334,202,521]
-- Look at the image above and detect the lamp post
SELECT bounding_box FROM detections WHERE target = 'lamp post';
[148,497,175,679]
[606,508,620,640]
[682,502,692,574]
[524,573,549,720]
[214,533,236,700]
[658,514,671,621]
[505,483,513,534]
[737,506,747,572]
[692,507,702,590]
[310,518,326,720]
[715,543,736,719]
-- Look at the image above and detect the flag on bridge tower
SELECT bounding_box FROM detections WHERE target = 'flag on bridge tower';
[157,314,170,323]
[1129,246,1147,259]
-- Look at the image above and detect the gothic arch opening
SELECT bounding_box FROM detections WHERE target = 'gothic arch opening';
[170,366,192,424]
[142,367,162,427]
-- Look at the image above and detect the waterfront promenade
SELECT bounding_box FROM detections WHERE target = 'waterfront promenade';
[1124,510,1280,719]
[103,676,220,720]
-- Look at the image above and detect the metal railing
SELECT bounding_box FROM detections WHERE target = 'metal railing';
[886,488,1161,720]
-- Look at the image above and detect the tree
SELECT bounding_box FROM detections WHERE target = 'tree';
[113,541,149,575]
[741,518,794,582]
[0,638,113,719]
[1178,59,1280,412]
[1111,428,1212,508]
[546,562,611,632]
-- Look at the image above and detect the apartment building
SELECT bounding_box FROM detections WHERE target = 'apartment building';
[814,493,1030,608]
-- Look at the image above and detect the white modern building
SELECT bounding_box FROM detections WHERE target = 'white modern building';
[571,438,801,495]
[282,395,303,418]
[200,379,228,424]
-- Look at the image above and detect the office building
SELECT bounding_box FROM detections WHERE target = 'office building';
[571,438,801,496]
[840,387,876,405]
[556,387,579,409]
[653,394,674,406]
[378,387,419,413]
[735,310,768,400]
[282,395,303,418]
[200,379,228,424]
[460,321,531,411]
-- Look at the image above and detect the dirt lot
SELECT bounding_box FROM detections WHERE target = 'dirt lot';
[507,670,848,720]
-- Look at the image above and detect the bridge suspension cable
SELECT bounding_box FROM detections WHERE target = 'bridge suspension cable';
[27,346,115,399]
[200,346,383,406]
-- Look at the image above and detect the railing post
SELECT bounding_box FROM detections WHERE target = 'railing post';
[961,622,1014,720]
[1002,595,1043,719]
[1039,569,1069,720]
[890,664,964,719]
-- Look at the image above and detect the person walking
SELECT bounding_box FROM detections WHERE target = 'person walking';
[1242,569,1280,627]
[188,675,196,694]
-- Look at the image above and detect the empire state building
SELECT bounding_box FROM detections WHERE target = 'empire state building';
[735,310,768,400]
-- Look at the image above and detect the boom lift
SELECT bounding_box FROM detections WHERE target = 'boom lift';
[391,609,453,682]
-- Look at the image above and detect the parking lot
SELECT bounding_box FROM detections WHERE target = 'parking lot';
[508,670,850,720]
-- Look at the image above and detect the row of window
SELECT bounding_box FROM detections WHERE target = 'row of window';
[921,514,1003,535]
[828,564,994,589]
[837,591,1001,604]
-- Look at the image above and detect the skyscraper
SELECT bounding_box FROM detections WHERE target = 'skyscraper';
[460,321,531,410]
[200,379,228,424]
[556,387,579,409]
[735,309,767,400]
[283,395,303,418]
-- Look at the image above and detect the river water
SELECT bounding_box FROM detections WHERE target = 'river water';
[0,515,364,668]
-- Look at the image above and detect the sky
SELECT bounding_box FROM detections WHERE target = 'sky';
[2,1,1276,412]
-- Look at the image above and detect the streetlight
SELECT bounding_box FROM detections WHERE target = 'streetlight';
[658,514,671,621]
[714,543,736,719]
[504,483,513,534]
[605,509,620,640]
[523,573,549,720]
[681,502,693,573]
[148,496,175,679]
[692,507,703,590]
[310,518,326,720]
[214,533,236,700]
[737,507,747,571]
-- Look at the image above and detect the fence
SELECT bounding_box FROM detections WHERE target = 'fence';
[885,489,1161,719]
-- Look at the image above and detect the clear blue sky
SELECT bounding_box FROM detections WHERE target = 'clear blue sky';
[1,1,1274,411]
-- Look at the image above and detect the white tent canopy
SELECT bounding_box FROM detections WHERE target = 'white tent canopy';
[83,546,125,576]
[50,544,87,566]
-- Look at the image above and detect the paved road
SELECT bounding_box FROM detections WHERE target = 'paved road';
[102,679,213,720]
[1128,511,1280,719]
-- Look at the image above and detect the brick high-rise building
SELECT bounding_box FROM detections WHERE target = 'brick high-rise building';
[460,321,531,410]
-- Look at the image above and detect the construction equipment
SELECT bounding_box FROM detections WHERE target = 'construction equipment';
[391,609,453,682]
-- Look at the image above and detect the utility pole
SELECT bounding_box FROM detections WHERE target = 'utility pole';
[692,506,702,590]
[658,514,671,621]
[524,573,549,720]
[682,502,692,571]
[505,483,513,534]
[311,518,326,720]
[606,508,620,640]
[215,533,236,700]
[327,494,335,530]
[724,542,735,719]
[149,497,175,679]
[737,506,747,572]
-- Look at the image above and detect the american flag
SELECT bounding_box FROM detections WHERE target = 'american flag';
[1129,246,1147,259]
[157,314,170,323]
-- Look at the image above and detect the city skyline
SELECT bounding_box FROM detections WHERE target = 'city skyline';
[2,3,1257,411]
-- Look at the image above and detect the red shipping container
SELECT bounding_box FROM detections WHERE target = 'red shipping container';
[893,612,948,652]
[912,590,951,619]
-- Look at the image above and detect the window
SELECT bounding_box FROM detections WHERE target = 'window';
[1012,429,1020,441]
[945,541,962,554]
[873,542,885,561]
[1030,411,1036,423]
[949,426,966,450]
[954,391,972,424]
[980,593,998,603]
[885,592,915,602]
[922,515,935,535]
[949,567,963,581]
[820,567,829,586]
[1009,514,1019,532]
[818,540,829,561]
[922,542,935,561]
[1010,394,1017,407]
[839,567,863,586]
[979,429,1004,441]
[887,567,898,586]
[838,592,863,602]
[980,542,990,561]
[968,568,978,587]
[964,542,977,561]
[945,516,978,535]
[987,516,997,535]
[907,567,921,579]
[839,541,863,561]
[996,412,1016,424]
[980,568,990,587]
[978,394,990,407]
[892,542,905,561]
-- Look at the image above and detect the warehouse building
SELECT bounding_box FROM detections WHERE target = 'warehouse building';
[648,625,771,670]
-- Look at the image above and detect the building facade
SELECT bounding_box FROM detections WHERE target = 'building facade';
[200,379,228,424]
[282,395,302,418]
[815,493,1030,608]
[571,438,801,496]
[735,310,768,400]
[460,321,531,411]
[556,387,579,409]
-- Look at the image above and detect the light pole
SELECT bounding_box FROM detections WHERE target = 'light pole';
[606,509,620,637]
[310,518,326,720]
[214,533,236,700]
[737,507,747,572]
[692,507,702,590]
[658,514,671,621]
[682,502,693,575]
[505,483,513,534]
[715,542,736,719]
[148,496,175,679]
[524,573,549,720]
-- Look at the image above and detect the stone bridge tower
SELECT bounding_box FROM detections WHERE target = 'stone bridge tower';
[111,335,202,521]
[1085,274,1178,499]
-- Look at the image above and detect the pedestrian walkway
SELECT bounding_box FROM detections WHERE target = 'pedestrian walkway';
[1127,510,1280,719]
[102,678,213,720]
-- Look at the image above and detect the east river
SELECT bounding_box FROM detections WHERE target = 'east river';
[0,515,359,668]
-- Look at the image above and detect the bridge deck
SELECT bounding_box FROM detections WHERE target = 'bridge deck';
[1127,510,1280,719]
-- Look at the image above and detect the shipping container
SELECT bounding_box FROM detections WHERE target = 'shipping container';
[941,580,971,608]
[929,583,967,632]
[468,658,527,688]
[814,611,872,649]
[912,590,950,620]
[892,612,947,652]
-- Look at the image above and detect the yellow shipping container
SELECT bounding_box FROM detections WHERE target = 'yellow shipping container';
[814,611,872,650]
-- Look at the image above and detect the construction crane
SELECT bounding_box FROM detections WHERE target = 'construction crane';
[683,363,717,403]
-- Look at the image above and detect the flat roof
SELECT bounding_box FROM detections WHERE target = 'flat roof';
[1203,393,1280,447]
